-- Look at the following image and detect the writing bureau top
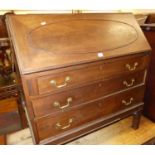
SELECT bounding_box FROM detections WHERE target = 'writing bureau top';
[6,13,151,74]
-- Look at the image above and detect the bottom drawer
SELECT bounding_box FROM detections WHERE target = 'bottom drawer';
[35,86,144,141]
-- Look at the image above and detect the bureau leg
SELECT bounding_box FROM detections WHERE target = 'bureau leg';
[18,90,28,129]
[132,110,142,130]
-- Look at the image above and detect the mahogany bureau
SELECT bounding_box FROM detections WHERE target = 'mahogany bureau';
[5,13,151,144]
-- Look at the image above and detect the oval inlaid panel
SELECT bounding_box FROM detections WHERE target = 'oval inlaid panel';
[28,19,138,54]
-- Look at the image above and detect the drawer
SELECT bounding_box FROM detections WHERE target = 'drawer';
[36,54,149,95]
[32,71,145,117]
[35,86,144,141]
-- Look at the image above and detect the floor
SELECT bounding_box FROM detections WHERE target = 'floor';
[6,116,155,145]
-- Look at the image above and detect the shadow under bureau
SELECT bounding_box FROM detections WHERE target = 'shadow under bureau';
[5,13,151,144]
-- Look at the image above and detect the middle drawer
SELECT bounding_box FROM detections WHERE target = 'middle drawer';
[31,71,145,117]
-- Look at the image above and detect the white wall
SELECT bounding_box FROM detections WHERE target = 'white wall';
[0,0,155,15]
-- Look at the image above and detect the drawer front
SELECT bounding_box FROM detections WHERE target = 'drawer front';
[36,54,149,95]
[32,71,145,117]
[35,86,144,141]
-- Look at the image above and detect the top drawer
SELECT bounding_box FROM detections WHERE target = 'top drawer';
[26,54,149,96]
